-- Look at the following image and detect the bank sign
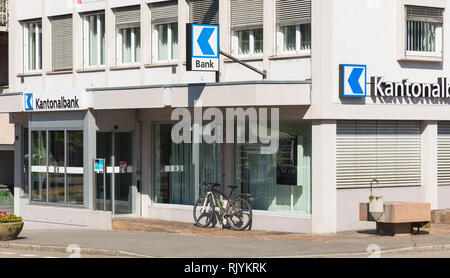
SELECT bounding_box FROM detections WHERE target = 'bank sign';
[23,90,86,112]
[340,64,450,99]
[186,24,219,72]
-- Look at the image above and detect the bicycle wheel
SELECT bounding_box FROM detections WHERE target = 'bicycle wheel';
[227,197,252,231]
[193,195,215,227]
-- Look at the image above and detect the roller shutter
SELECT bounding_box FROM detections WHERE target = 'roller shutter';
[438,122,450,185]
[51,15,73,71]
[230,0,263,29]
[276,0,311,25]
[151,0,178,25]
[189,0,219,25]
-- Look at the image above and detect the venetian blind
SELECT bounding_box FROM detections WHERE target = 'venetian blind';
[115,5,141,25]
[438,122,450,185]
[231,0,263,29]
[189,0,219,25]
[406,5,444,23]
[151,1,178,25]
[276,0,311,25]
[51,15,73,71]
[337,121,421,188]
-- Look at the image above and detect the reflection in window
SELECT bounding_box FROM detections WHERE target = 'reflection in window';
[235,123,312,213]
[67,131,84,205]
[31,131,47,202]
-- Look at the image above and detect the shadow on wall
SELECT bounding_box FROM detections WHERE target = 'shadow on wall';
[398,60,443,70]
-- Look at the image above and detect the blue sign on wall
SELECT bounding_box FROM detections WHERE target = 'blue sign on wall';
[186,24,220,72]
[340,64,367,98]
[24,93,34,111]
[94,159,105,174]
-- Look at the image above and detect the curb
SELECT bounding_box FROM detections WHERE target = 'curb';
[0,242,154,258]
[275,244,450,258]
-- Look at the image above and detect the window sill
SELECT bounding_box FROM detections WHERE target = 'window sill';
[145,62,178,68]
[269,53,311,60]
[399,54,443,63]
[17,72,42,78]
[76,67,106,73]
[46,70,73,75]
[110,65,141,71]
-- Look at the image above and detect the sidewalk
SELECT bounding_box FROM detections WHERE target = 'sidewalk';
[2,223,450,258]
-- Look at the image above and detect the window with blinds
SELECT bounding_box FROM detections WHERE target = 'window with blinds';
[189,0,218,25]
[115,5,140,26]
[151,0,178,25]
[438,122,450,185]
[337,121,422,188]
[406,5,444,54]
[231,0,263,29]
[276,0,311,25]
[51,15,73,71]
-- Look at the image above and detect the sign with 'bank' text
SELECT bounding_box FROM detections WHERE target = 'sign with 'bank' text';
[186,24,219,72]
[23,89,87,112]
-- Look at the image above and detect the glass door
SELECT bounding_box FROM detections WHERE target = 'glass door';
[96,132,134,216]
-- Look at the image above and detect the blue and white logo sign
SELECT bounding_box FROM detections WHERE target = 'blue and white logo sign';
[187,24,219,72]
[94,159,105,174]
[24,93,34,111]
[340,64,367,97]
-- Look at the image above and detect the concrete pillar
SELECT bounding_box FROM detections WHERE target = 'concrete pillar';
[84,109,97,210]
[311,120,337,234]
[140,121,152,217]
[8,0,19,91]
[42,0,50,90]
[422,121,438,210]
[13,124,22,216]
[141,0,151,84]
[177,0,189,83]
[105,0,114,86]
[263,0,275,79]
[73,3,82,88]
[218,0,230,81]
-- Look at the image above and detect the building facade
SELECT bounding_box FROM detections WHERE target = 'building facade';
[1,0,450,233]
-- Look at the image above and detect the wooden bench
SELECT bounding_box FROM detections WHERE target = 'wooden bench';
[360,202,431,236]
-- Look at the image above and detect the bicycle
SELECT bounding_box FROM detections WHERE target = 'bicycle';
[193,182,252,231]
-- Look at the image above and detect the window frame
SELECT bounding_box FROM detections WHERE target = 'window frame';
[82,12,106,69]
[277,23,311,56]
[405,17,443,58]
[22,20,42,73]
[116,23,141,66]
[152,22,179,64]
[232,27,264,57]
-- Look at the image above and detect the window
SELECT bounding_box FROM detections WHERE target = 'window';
[151,1,178,63]
[51,15,73,71]
[280,24,311,52]
[234,29,263,56]
[117,27,141,65]
[23,21,42,72]
[83,13,105,67]
[153,123,221,205]
[235,123,312,213]
[30,130,84,205]
[276,0,311,55]
[405,5,444,57]
[230,0,263,57]
[23,127,29,196]
[115,6,141,65]
[154,23,178,62]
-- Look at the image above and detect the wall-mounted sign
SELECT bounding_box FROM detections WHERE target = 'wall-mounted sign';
[23,89,87,112]
[94,159,105,174]
[186,24,219,72]
[372,77,450,98]
[339,64,367,97]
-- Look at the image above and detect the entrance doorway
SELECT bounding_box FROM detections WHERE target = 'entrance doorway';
[95,132,135,216]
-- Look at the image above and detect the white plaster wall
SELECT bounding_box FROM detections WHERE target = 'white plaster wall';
[438,186,450,209]
[21,205,112,230]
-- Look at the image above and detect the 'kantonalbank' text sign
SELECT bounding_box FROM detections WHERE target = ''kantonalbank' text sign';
[372,77,450,98]
[23,89,87,112]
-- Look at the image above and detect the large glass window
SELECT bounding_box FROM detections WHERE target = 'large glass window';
[153,123,221,205]
[30,130,84,206]
[84,14,105,67]
[154,23,178,62]
[24,21,42,72]
[235,123,312,213]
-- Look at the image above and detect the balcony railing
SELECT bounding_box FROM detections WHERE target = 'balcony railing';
[0,0,7,28]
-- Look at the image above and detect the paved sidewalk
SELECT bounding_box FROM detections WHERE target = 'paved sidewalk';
[3,224,450,258]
